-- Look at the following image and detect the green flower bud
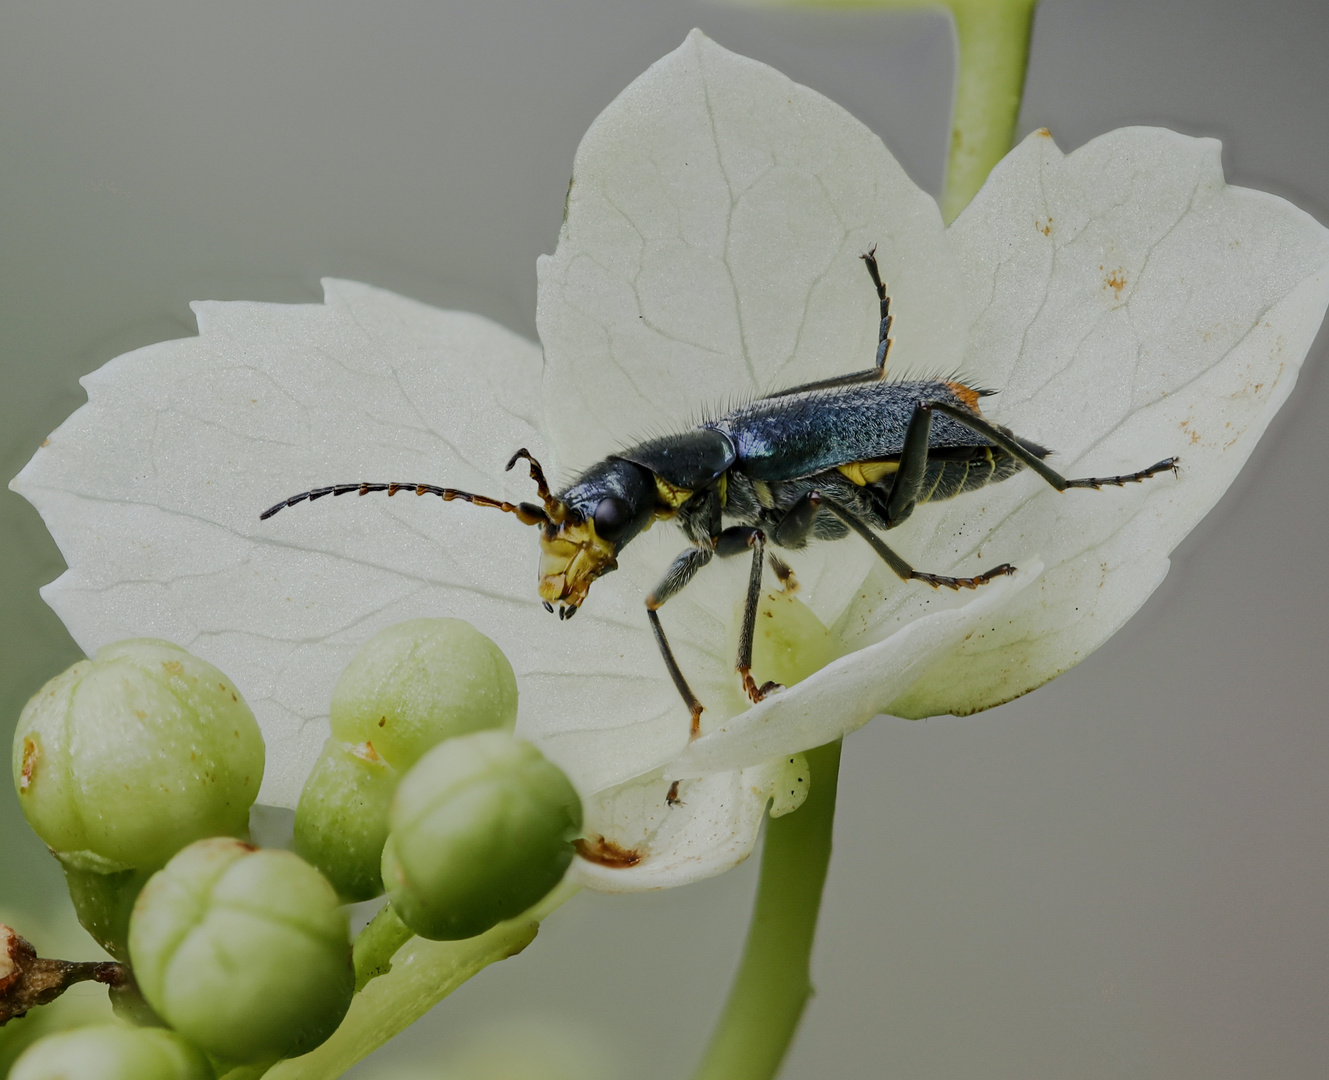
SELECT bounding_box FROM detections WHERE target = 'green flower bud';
[9,1024,214,1080]
[12,640,264,870]
[295,619,516,901]
[329,618,517,766]
[293,739,396,901]
[129,838,353,1063]
[383,732,581,941]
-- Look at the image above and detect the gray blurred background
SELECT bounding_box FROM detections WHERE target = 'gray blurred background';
[2,2,1326,1077]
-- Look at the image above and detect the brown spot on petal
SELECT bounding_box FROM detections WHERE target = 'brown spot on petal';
[575,835,642,868]
[1104,268,1127,298]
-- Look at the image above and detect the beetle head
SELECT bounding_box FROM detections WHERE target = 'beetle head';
[536,458,656,618]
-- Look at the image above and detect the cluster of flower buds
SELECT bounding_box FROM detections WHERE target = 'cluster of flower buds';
[12,639,265,960]
[296,619,581,938]
[8,622,580,1075]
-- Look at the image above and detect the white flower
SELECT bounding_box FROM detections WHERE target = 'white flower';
[12,32,1329,891]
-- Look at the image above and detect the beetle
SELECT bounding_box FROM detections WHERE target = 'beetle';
[261,248,1178,737]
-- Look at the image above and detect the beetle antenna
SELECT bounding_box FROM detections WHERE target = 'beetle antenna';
[259,481,549,526]
[505,448,568,523]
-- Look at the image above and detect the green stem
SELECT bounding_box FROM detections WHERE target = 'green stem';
[258,882,577,1080]
[351,904,414,992]
[941,0,1038,222]
[690,740,843,1080]
[722,0,1037,222]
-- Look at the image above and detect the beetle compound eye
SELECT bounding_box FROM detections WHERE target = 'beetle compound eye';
[593,497,631,541]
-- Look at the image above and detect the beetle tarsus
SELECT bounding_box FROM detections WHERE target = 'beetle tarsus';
[1064,456,1180,490]
[911,563,1017,591]
[740,669,783,703]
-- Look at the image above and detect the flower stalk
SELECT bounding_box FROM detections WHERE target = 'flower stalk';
[942,0,1037,222]
[690,740,842,1080]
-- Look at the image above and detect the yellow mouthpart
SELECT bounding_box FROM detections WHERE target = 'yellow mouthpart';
[538,518,618,609]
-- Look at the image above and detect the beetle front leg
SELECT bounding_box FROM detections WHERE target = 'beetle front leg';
[647,546,714,738]
[715,526,781,705]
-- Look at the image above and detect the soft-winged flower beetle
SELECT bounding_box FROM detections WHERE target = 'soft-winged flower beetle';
[262,249,1178,737]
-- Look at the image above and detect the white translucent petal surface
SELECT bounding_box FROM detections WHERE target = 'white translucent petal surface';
[844,128,1329,717]
[571,755,806,892]
[676,564,1037,777]
[13,281,561,807]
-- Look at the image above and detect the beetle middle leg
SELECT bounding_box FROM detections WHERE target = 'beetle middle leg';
[764,246,895,398]
[715,526,782,705]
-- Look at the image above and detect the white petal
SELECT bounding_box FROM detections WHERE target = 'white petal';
[570,755,807,892]
[675,563,1039,777]
[830,128,1329,717]
[11,281,583,807]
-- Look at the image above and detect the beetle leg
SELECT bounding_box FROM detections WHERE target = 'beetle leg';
[882,400,936,528]
[818,495,1016,590]
[646,610,705,739]
[921,402,1179,492]
[646,546,715,738]
[762,246,895,399]
[714,526,782,703]
[861,244,894,376]
[771,489,822,547]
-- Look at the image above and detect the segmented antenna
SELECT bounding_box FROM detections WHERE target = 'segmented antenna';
[259,480,549,526]
[259,449,567,527]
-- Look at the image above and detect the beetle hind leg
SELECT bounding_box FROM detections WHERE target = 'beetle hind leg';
[818,494,1017,590]
[920,401,1179,494]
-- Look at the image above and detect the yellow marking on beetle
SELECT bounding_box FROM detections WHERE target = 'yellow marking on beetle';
[538,517,618,608]
[944,382,982,410]
[752,479,775,508]
[717,473,728,507]
[837,459,900,486]
[654,476,693,508]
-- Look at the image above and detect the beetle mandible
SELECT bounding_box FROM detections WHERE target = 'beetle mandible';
[261,249,1178,737]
